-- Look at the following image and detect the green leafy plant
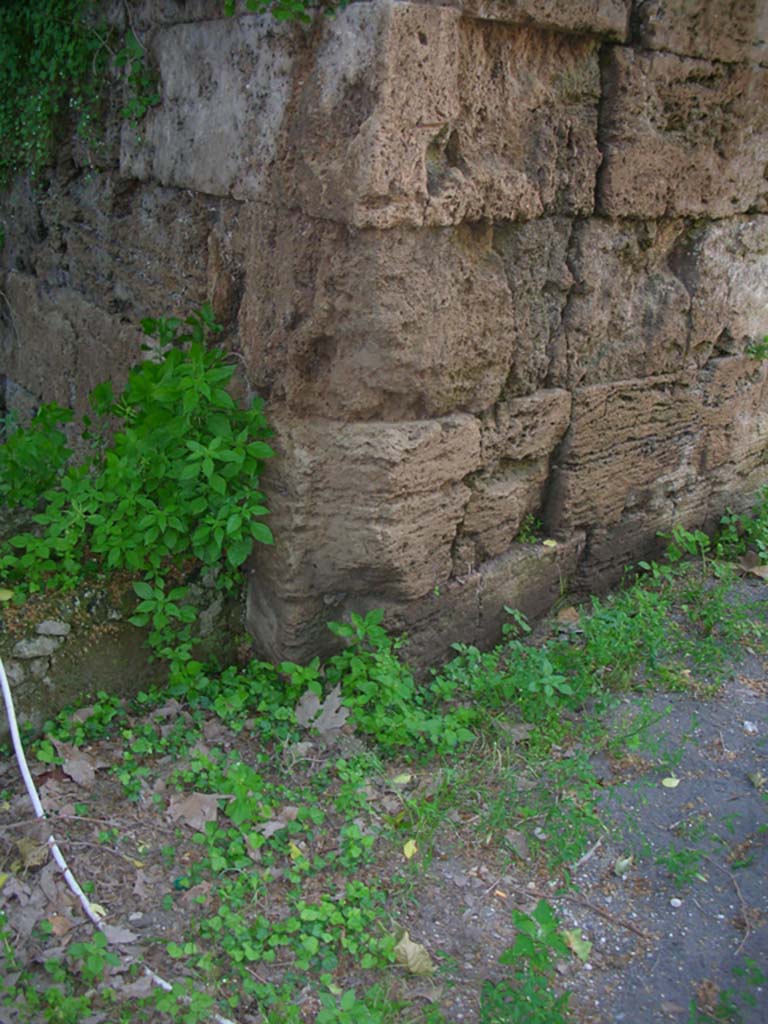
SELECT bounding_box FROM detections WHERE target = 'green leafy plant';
[515,514,543,544]
[115,31,160,122]
[481,901,573,1024]
[0,303,274,659]
[0,403,73,508]
[656,843,708,886]
[224,0,347,23]
[0,0,110,183]
[500,901,570,974]
[745,336,768,360]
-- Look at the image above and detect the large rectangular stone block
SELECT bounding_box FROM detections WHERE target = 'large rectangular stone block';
[558,219,691,387]
[491,218,574,395]
[461,463,549,560]
[480,388,572,464]
[456,0,629,39]
[635,0,768,65]
[670,216,768,366]
[285,4,601,226]
[598,47,768,218]
[239,215,517,419]
[0,274,143,416]
[121,14,298,198]
[546,377,702,529]
[248,413,482,603]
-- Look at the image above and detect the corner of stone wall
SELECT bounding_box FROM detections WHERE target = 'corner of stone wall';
[2,0,768,673]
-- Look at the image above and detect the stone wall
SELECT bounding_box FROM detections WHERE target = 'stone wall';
[2,0,767,668]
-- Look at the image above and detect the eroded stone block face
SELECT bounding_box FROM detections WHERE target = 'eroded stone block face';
[558,220,692,387]
[598,47,768,218]
[121,14,299,198]
[457,0,629,39]
[635,0,768,65]
[250,414,482,603]
[672,217,768,366]
[284,5,602,226]
[0,274,143,417]
[3,0,768,672]
[239,215,517,419]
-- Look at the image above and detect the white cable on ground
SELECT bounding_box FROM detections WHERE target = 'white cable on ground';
[0,655,236,1024]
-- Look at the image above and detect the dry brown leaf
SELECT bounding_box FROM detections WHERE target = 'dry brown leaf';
[295,685,349,740]
[47,914,74,937]
[115,973,155,998]
[61,755,96,789]
[739,553,768,579]
[102,923,140,945]
[257,805,299,838]
[167,792,220,832]
[504,828,530,860]
[556,606,580,625]
[51,738,96,788]
[394,931,435,975]
[70,706,95,723]
[0,875,32,905]
[133,870,152,899]
[16,836,49,870]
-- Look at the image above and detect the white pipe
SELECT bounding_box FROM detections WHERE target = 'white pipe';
[0,655,236,1024]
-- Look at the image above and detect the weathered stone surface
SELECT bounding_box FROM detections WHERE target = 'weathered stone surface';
[695,357,768,476]
[121,14,298,198]
[36,621,72,637]
[286,6,602,226]
[546,377,701,530]
[239,216,516,419]
[558,219,691,387]
[598,47,768,218]
[0,273,143,416]
[248,413,482,605]
[283,3,461,227]
[635,0,768,65]
[12,635,62,659]
[475,534,585,650]
[0,173,223,322]
[670,216,768,366]
[547,360,768,581]
[481,389,572,465]
[491,219,574,395]
[251,531,585,669]
[461,462,549,561]
[453,0,629,38]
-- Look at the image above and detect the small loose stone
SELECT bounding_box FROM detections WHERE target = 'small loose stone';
[12,635,62,659]
[670,898,683,908]
[36,620,71,637]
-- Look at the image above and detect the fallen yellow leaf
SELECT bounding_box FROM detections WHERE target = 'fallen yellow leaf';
[394,931,435,975]
[662,776,681,788]
[403,839,418,860]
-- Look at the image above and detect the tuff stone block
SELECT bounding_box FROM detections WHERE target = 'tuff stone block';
[558,219,691,386]
[247,413,482,606]
[635,0,768,65]
[284,5,601,226]
[598,47,768,218]
[238,215,517,419]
